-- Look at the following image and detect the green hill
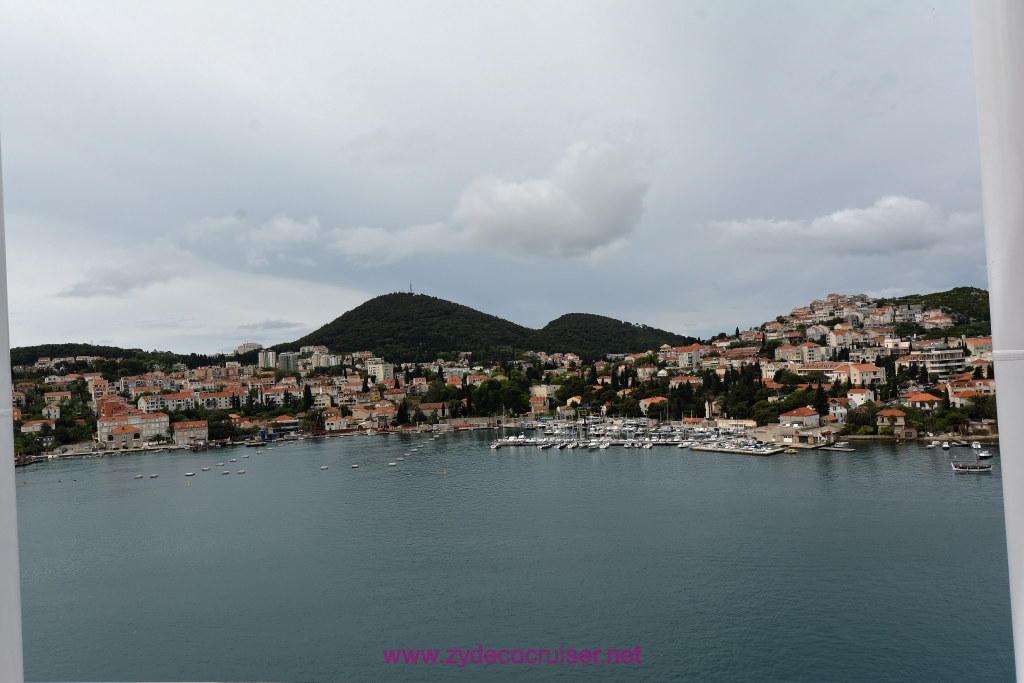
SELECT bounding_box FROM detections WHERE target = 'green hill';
[8,343,217,372]
[280,293,695,362]
[876,286,990,325]
[538,313,694,359]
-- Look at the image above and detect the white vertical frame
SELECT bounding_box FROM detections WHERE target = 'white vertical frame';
[971,1,1024,678]
[0,139,26,682]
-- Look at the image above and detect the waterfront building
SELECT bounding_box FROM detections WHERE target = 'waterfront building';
[173,420,209,446]
[97,411,170,445]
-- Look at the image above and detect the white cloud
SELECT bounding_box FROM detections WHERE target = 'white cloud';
[453,140,650,258]
[712,196,974,256]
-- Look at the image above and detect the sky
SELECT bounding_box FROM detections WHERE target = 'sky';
[0,1,986,355]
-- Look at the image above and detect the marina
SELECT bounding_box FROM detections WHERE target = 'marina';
[489,420,825,456]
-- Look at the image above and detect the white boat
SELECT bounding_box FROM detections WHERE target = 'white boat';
[221,470,230,475]
[237,469,245,474]
[388,462,397,466]
[230,459,238,462]
[320,465,328,470]
[351,464,359,468]
[149,474,158,478]
[134,474,143,479]
[217,463,224,466]
[242,454,249,458]
[942,442,950,449]
[185,472,195,477]
[972,441,982,450]
[978,450,993,459]
[201,467,210,471]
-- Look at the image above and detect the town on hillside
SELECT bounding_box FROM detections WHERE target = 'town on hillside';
[11,292,997,463]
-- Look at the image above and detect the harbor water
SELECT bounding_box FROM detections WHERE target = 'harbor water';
[16,432,1013,681]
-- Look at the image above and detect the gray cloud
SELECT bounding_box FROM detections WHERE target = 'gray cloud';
[237,319,307,331]
[57,267,179,299]
[346,129,436,166]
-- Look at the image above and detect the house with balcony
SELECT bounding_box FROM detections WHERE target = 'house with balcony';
[877,408,915,439]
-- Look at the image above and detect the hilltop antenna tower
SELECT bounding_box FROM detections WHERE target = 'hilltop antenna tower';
[409,282,413,294]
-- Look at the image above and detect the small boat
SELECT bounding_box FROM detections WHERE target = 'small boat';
[942,442,951,449]
[237,469,245,474]
[320,465,328,470]
[201,467,211,471]
[952,461,994,472]
[221,471,230,475]
[388,462,397,466]
[397,457,404,461]
[242,454,249,458]
[230,459,238,462]
[217,463,224,466]
[134,474,143,479]
[185,472,195,477]
[972,441,982,449]
[978,450,993,459]
[784,448,798,454]
[149,474,159,478]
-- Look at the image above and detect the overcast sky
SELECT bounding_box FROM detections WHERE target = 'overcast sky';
[0,1,985,354]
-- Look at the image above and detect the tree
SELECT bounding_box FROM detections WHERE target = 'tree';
[302,385,313,412]
[813,384,828,417]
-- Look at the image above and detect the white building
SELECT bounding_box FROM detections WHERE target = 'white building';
[365,358,394,383]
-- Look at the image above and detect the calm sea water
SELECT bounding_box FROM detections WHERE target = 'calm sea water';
[16,432,1013,681]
